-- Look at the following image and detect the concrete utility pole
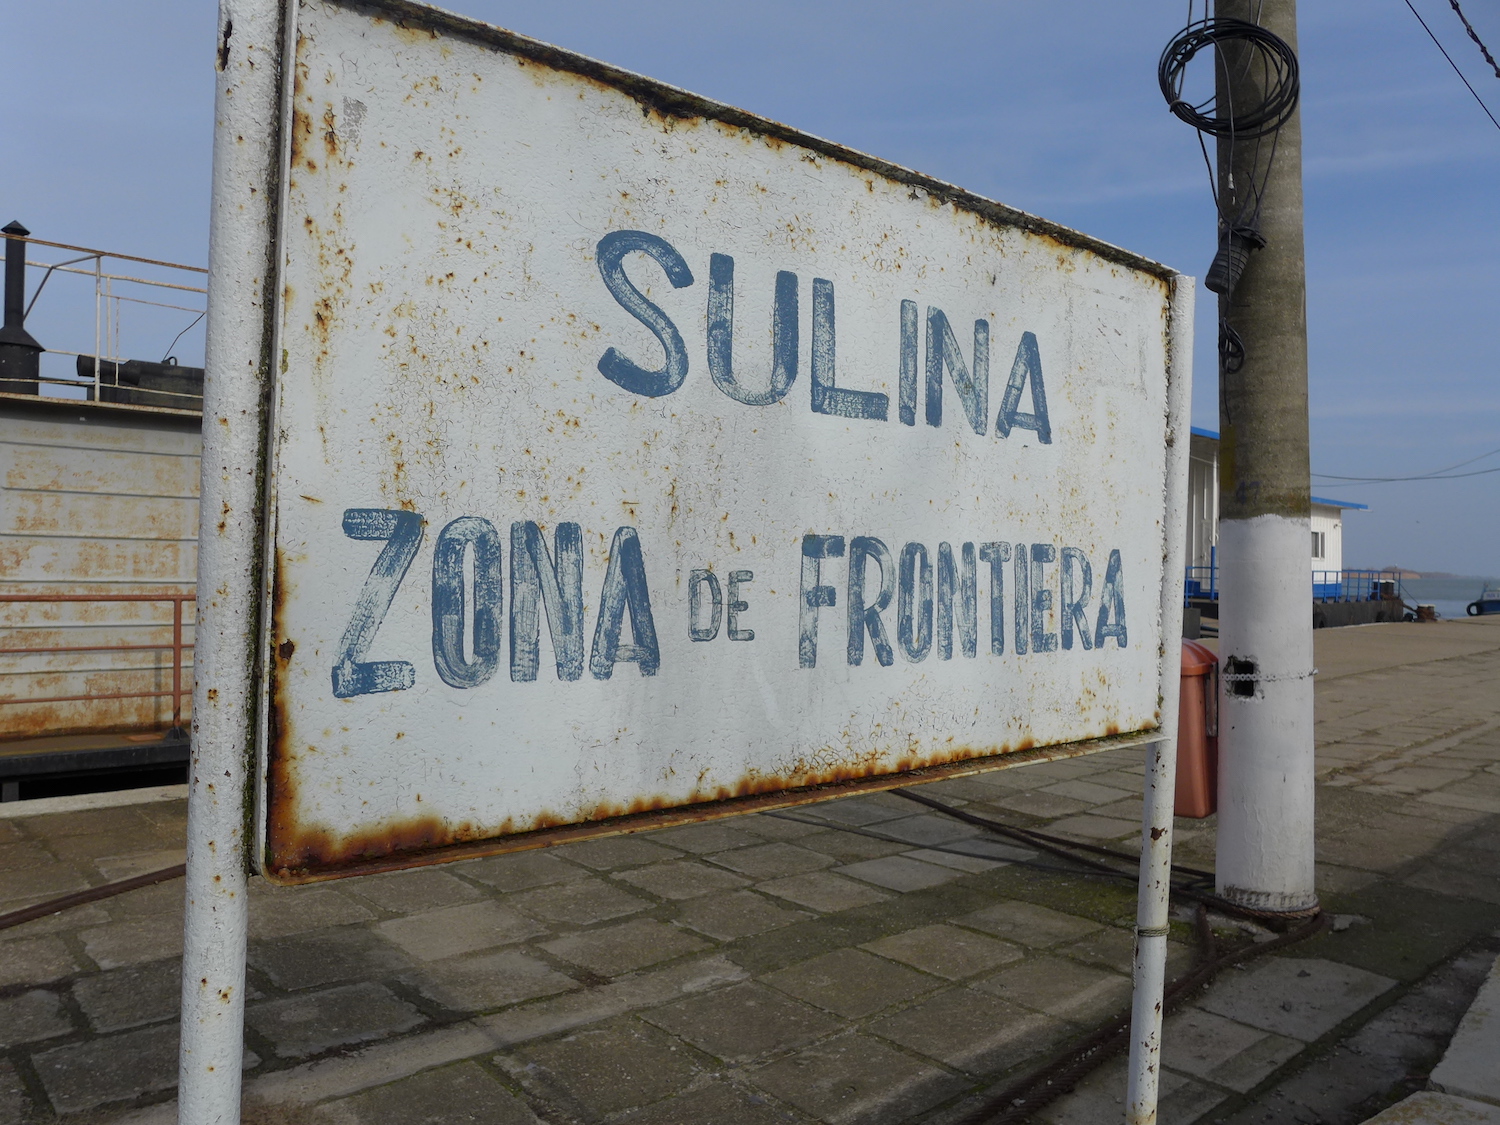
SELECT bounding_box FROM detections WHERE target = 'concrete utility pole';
[1213,0,1318,914]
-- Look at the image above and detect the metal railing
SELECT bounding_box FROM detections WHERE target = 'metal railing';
[1,231,206,411]
[0,592,196,736]
[1312,569,1406,604]
[1185,566,1406,605]
[1184,563,1219,602]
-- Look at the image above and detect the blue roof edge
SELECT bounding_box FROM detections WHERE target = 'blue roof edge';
[1186,430,1369,510]
[1311,496,1370,511]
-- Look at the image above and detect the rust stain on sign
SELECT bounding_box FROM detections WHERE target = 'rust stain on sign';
[256,0,1182,882]
[264,703,1147,883]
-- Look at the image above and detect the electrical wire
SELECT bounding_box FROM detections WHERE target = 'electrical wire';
[1313,441,1500,483]
[1448,0,1500,80]
[1411,442,1500,475]
[1219,319,1247,374]
[160,311,206,364]
[1313,463,1500,484]
[1404,0,1500,132]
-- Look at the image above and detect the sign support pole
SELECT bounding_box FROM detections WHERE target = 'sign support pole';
[178,1,283,1121]
[1125,273,1194,1125]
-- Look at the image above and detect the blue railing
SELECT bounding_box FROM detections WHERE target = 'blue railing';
[1314,570,1406,604]
[1185,567,1404,605]
[1184,564,1218,602]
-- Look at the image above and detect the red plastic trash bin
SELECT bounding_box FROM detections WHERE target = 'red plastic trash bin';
[1176,639,1219,818]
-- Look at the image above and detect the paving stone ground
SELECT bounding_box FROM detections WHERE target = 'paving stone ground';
[2,617,1499,1124]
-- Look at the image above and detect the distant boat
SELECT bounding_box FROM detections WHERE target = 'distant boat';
[1468,583,1500,616]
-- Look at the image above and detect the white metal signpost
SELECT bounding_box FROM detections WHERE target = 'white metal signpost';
[185,1,1193,1121]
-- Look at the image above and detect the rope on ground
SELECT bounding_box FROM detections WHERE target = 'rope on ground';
[0,862,185,933]
[892,787,1215,879]
[0,779,1336,1125]
[958,908,1330,1125]
[879,786,1329,1122]
[891,787,1322,926]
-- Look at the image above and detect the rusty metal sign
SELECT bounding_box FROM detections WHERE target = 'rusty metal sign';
[255,0,1189,881]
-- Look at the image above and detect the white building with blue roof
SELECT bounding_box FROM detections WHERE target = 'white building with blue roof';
[1185,427,1374,614]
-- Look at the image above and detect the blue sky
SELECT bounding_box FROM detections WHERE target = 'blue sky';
[4,1,1497,575]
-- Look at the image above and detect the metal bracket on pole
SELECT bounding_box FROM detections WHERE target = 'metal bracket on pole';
[177,2,285,1122]
[1125,272,1195,1125]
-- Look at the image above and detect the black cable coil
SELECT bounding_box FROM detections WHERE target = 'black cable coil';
[1159,11,1301,362]
[1158,17,1300,142]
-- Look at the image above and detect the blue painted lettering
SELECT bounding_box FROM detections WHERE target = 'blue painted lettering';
[978,542,1010,655]
[847,536,895,666]
[937,542,978,660]
[798,534,844,669]
[926,308,989,435]
[589,526,660,678]
[591,231,1055,447]
[688,568,722,642]
[332,508,424,698]
[431,516,503,689]
[811,278,889,421]
[1060,546,1094,651]
[595,231,694,397]
[510,521,585,681]
[727,570,755,641]
[1013,543,1030,656]
[1030,543,1058,654]
[898,299,919,427]
[996,330,1052,444]
[898,541,934,663]
[1094,548,1128,648]
[707,254,798,405]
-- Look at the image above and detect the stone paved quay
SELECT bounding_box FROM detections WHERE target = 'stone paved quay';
[3,617,1500,1125]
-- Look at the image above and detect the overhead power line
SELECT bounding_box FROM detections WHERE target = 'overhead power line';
[1314,464,1500,484]
[1313,442,1500,484]
[1449,0,1500,80]
[1403,0,1500,132]
[1421,443,1500,475]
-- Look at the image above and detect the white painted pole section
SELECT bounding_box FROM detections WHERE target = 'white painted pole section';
[1126,274,1195,1125]
[178,2,283,1122]
[1214,514,1318,911]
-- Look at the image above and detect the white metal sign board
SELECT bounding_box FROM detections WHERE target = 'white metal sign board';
[257,0,1185,881]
